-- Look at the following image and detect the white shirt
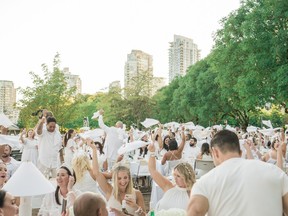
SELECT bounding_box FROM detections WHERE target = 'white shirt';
[191,158,288,216]
[98,115,126,161]
[182,144,200,159]
[5,157,20,179]
[37,129,62,168]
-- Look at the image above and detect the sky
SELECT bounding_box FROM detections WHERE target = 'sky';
[0,0,241,96]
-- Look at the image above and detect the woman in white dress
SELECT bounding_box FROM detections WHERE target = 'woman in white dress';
[72,150,100,194]
[19,129,38,165]
[63,129,76,167]
[148,143,196,212]
[87,138,146,216]
[38,166,81,216]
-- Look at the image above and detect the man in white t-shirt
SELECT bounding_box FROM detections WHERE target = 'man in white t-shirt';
[98,109,126,169]
[36,116,62,178]
[187,129,288,216]
[183,137,200,159]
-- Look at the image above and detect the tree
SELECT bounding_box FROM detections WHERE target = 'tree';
[18,53,81,129]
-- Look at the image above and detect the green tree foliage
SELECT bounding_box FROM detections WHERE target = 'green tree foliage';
[18,53,80,129]
[153,0,287,129]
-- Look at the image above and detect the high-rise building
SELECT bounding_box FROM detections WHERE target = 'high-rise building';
[169,35,201,82]
[152,77,167,96]
[0,80,17,122]
[62,67,82,94]
[124,50,153,90]
[0,80,19,124]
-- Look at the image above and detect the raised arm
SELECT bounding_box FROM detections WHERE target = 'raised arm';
[19,129,26,144]
[243,142,254,160]
[36,117,46,135]
[276,141,285,170]
[98,109,110,133]
[148,143,173,192]
[87,138,113,199]
[157,124,163,149]
[177,126,186,154]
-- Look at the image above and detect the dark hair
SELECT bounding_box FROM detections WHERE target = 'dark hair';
[267,140,272,148]
[271,139,278,149]
[211,130,241,154]
[201,143,210,156]
[186,134,192,140]
[168,139,178,151]
[155,134,159,142]
[63,129,74,147]
[47,116,57,124]
[163,135,170,151]
[55,166,76,205]
[0,190,6,208]
[171,132,176,138]
[94,141,104,155]
[139,146,148,156]
[191,137,197,143]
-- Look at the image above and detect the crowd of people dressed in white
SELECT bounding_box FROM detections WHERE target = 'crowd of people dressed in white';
[0,108,287,216]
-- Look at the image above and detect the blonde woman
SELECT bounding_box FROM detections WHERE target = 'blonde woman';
[72,151,100,194]
[87,139,146,216]
[148,143,196,212]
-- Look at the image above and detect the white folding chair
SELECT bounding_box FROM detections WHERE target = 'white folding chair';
[165,159,182,176]
[194,159,215,179]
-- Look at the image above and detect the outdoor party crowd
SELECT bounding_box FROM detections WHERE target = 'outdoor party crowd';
[0,108,288,216]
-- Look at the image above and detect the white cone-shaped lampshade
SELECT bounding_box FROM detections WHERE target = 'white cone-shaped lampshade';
[3,161,55,197]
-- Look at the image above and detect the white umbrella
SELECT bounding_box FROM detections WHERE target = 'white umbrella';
[141,118,159,128]
[0,113,14,128]
[118,140,151,155]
